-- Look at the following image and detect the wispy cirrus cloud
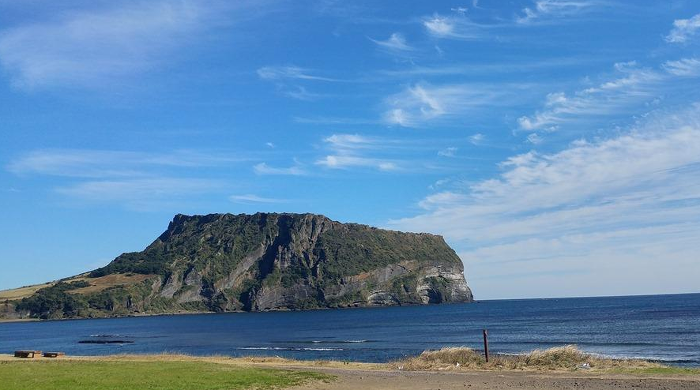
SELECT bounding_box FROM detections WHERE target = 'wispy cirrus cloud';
[424,14,456,36]
[0,1,226,89]
[437,147,458,157]
[469,133,486,145]
[526,133,544,144]
[324,134,378,150]
[663,58,700,76]
[229,194,285,204]
[384,83,515,127]
[316,155,398,171]
[253,162,307,176]
[283,86,326,101]
[665,13,700,43]
[257,65,338,101]
[256,66,338,82]
[293,116,380,125]
[374,57,590,78]
[57,178,222,204]
[390,105,700,298]
[517,0,603,24]
[423,13,482,40]
[7,148,241,209]
[417,191,468,210]
[517,59,700,132]
[423,1,605,41]
[316,133,400,171]
[7,149,240,178]
[369,33,414,52]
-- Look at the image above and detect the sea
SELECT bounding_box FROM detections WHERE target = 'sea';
[1,293,698,366]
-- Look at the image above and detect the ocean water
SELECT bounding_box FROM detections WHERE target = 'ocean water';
[1,293,698,366]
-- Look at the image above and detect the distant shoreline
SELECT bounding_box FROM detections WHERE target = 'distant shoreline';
[4,291,700,323]
[0,301,477,323]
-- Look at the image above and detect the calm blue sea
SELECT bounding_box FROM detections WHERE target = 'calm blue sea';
[1,293,698,366]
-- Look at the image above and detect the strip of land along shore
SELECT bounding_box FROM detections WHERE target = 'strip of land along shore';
[1,346,699,390]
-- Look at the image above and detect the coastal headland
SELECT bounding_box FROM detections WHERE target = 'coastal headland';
[1,213,473,321]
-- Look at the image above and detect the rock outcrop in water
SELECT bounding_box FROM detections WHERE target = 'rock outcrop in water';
[4,213,473,319]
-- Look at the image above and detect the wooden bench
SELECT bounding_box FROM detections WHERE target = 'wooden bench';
[42,352,65,358]
[14,350,42,358]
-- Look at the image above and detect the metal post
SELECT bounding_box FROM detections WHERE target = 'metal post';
[483,329,489,362]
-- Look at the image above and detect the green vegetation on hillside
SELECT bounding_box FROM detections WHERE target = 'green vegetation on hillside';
[14,279,157,320]
[0,360,331,390]
[315,224,459,280]
[89,213,277,279]
[14,281,91,319]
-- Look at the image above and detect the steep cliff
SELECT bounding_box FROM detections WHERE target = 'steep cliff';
[6,213,473,319]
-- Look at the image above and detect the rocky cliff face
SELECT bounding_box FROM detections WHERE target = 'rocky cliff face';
[9,213,473,319]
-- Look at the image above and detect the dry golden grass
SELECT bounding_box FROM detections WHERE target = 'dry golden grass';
[14,348,658,373]
[3,349,692,377]
[0,273,155,303]
[0,283,54,300]
[68,273,155,294]
[391,345,664,372]
[47,353,382,370]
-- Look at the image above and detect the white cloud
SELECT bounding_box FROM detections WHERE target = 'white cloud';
[316,133,400,171]
[662,58,700,76]
[293,116,379,125]
[284,86,324,101]
[517,0,601,24]
[438,147,458,157]
[385,83,509,127]
[256,66,337,82]
[375,57,594,79]
[517,60,699,131]
[324,134,376,150]
[424,15,456,36]
[665,13,700,43]
[469,133,485,145]
[7,149,238,178]
[526,133,544,144]
[389,106,700,297]
[316,155,398,171]
[418,191,467,209]
[253,162,306,176]
[457,222,700,298]
[369,33,413,51]
[424,2,604,41]
[230,194,284,204]
[451,7,469,16]
[257,65,337,100]
[7,148,245,209]
[0,1,210,89]
[56,178,222,208]
[385,109,411,127]
[423,13,480,40]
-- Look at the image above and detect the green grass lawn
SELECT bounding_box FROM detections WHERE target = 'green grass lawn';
[0,360,332,390]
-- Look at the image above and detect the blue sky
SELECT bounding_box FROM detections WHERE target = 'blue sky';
[1,0,699,299]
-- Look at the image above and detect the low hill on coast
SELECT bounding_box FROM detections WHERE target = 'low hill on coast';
[1,212,473,320]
